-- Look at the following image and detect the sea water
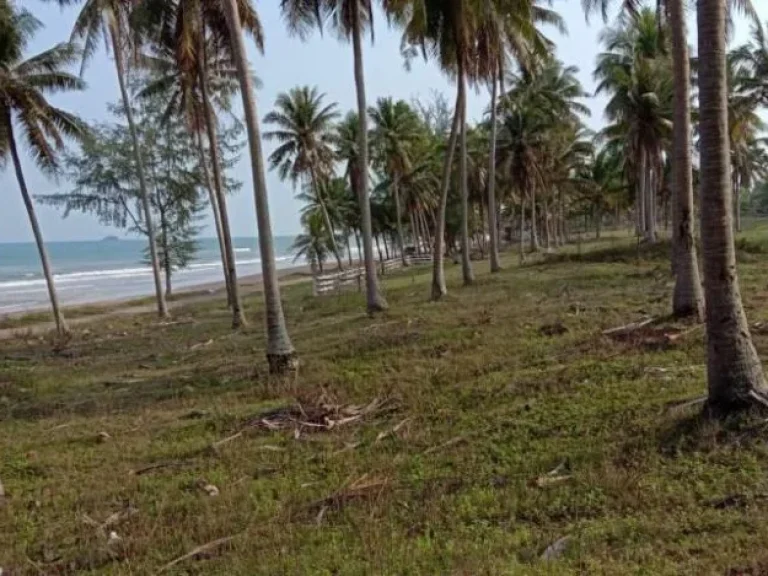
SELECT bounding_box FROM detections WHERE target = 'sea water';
[0,236,299,314]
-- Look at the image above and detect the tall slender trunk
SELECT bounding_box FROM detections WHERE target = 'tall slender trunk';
[668,0,707,314]
[7,116,68,336]
[458,68,475,286]
[733,172,742,232]
[310,167,344,270]
[110,25,167,318]
[346,234,354,267]
[383,234,390,260]
[487,72,501,272]
[519,197,526,264]
[195,129,233,307]
[198,30,245,326]
[354,231,362,266]
[223,0,295,372]
[157,203,172,298]
[392,173,409,266]
[530,184,539,251]
[410,210,421,255]
[422,209,433,251]
[431,87,463,300]
[350,1,387,313]
[543,198,552,252]
[697,0,767,412]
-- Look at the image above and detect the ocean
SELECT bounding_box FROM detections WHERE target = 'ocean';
[0,236,299,314]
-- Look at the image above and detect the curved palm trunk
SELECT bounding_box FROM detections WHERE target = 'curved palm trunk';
[392,173,409,266]
[487,74,502,272]
[196,130,233,308]
[310,167,344,271]
[223,0,295,373]
[669,0,705,319]
[431,87,463,300]
[7,117,68,336]
[350,0,387,313]
[110,25,168,319]
[458,70,475,286]
[198,31,246,328]
[697,0,768,413]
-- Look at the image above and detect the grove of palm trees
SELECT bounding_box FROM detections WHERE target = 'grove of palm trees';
[4,0,768,571]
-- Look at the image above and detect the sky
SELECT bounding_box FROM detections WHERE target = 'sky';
[1,0,766,243]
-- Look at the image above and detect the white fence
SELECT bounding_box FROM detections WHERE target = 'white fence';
[313,255,433,296]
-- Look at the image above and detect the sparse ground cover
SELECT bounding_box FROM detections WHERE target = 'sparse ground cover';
[4,230,768,574]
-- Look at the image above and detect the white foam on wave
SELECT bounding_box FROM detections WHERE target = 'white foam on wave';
[0,254,299,293]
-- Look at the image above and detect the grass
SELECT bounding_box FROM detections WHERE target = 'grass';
[3,229,768,574]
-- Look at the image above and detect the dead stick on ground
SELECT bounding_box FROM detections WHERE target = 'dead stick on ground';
[156,535,238,573]
[211,431,243,450]
[602,317,656,337]
[422,436,467,455]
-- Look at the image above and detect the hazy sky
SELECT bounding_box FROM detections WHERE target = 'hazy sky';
[1,1,765,242]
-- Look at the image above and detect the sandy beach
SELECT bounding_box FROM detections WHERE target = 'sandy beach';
[0,264,315,340]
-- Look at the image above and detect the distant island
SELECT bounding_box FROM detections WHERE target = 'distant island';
[101,235,120,242]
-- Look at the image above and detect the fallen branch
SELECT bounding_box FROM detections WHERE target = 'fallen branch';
[156,535,237,573]
[422,436,467,455]
[189,339,214,351]
[664,395,708,415]
[129,462,178,476]
[602,317,656,338]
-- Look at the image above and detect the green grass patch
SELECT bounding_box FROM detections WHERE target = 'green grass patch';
[3,232,768,574]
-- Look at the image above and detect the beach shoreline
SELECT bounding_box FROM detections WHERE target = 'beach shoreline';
[0,263,315,337]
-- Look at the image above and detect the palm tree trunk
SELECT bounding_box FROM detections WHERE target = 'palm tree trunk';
[392,173,409,266]
[595,202,602,240]
[350,0,387,313]
[157,202,172,298]
[311,168,344,271]
[110,25,168,319]
[421,209,433,251]
[543,198,552,252]
[487,73,502,272]
[410,210,420,255]
[223,0,295,373]
[196,129,233,308]
[354,231,362,266]
[7,116,68,336]
[733,172,742,232]
[346,234,354,267]
[198,28,246,327]
[431,87,463,300]
[669,0,704,318]
[458,69,475,286]
[383,235,390,260]
[697,0,768,413]
[530,185,539,251]
[519,197,527,264]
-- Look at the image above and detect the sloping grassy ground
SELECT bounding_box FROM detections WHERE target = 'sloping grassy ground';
[4,229,768,574]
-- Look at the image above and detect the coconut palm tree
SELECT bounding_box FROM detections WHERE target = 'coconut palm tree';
[221,0,296,373]
[264,86,345,270]
[697,0,768,412]
[50,0,169,318]
[580,0,758,319]
[136,34,246,327]
[726,54,766,232]
[292,210,340,274]
[279,0,387,313]
[368,97,422,265]
[0,4,88,337]
[595,9,672,245]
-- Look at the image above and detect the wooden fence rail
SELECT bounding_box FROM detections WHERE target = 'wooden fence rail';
[313,255,433,296]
